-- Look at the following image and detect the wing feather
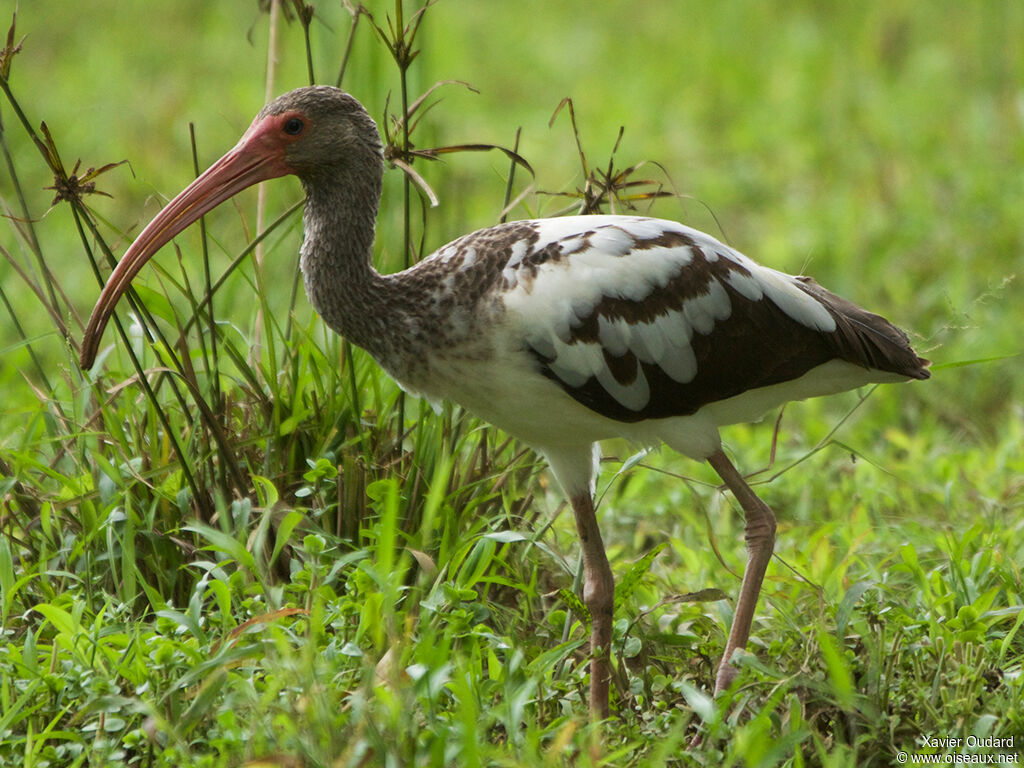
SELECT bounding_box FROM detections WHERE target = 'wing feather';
[497,215,928,423]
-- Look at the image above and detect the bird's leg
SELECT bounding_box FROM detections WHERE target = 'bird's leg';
[706,449,777,695]
[569,492,614,719]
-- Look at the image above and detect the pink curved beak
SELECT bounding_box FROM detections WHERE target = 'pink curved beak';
[80,118,290,369]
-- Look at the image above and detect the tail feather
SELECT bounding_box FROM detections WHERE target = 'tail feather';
[795,277,930,380]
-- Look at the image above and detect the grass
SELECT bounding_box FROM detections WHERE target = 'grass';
[1,1,1023,766]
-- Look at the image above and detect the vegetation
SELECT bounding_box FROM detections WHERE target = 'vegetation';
[1,2,1021,766]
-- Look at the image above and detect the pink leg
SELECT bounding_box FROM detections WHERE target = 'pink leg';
[706,449,777,694]
[569,492,614,719]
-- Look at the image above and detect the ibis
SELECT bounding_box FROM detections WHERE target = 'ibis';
[81,86,930,720]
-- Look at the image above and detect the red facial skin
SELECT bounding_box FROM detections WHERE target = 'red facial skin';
[80,111,308,369]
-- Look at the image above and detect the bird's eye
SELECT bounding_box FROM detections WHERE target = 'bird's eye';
[283,117,304,135]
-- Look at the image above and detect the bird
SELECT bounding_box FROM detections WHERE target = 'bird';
[80,85,930,721]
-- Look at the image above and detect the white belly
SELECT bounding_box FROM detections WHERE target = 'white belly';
[394,338,896,464]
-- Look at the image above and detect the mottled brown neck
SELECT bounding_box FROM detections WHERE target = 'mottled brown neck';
[299,164,389,350]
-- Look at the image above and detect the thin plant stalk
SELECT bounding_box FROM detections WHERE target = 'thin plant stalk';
[189,122,222,422]
[335,6,363,88]
[253,0,281,360]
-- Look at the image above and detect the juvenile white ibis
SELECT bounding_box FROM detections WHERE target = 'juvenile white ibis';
[81,86,929,719]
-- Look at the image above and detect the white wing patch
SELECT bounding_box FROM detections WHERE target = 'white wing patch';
[725,250,837,332]
[723,269,763,301]
[502,216,836,412]
[755,267,836,332]
[597,360,650,410]
[681,277,731,334]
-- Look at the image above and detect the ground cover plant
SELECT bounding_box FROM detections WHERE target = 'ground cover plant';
[1,2,1022,766]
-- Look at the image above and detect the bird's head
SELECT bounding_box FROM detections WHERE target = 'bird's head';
[256,86,382,184]
[79,86,380,370]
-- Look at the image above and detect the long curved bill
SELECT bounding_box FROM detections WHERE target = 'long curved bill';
[80,121,289,369]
